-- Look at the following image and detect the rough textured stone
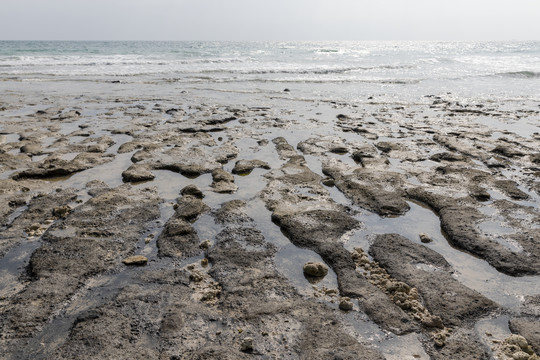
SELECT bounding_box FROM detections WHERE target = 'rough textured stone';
[303,262,329,278]
[12,153,113,180]
[0,185,160,341]
[510,318,540,354]
[370,233,498,326]
[408,187,540,276]
[121,163,155,182]
[323,157,410,216]
[232,159,270,175]
[263,138,416,335]
[180,184,204,198]
[122,255,148,265]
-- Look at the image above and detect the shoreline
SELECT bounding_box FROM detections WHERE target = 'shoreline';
[1,85,539,359]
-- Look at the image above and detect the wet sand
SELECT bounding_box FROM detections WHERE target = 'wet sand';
[1,83,540,359]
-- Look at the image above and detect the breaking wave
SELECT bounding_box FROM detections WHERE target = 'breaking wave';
[498,71,540,78]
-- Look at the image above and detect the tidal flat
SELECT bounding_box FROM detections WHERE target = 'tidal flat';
[1,81,540,360]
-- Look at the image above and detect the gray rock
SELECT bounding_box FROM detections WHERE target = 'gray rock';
[494,179,529,200]
[211,168,237,193]
[339,298,354,311]
[157,217,199,258]
[240,337,254,352]
[122,255,148,265]
[263,138,415,335]
[20,143,42,155]
[370,233,498,326]
[469,185,491,201]
[509,318,540,354]
[323,158,410,216]
[426,328,491,360]
[492,144,525,158]
[303,261,328,278]
[408,187,540,276]
[174,195,209,221]
[180,184,204,199]
[429,152,468,162]
[213,200,253,225]
[232,159,270,175]
[122,164,155,183]
[419,233,433,243]
[1,185,160,338]
[12,153,113,180]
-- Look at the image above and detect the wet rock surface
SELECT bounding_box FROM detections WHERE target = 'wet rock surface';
[509,319,540,354]
[12,153,114,180]
[232,159,271,175]
[0,184,160,352]
[370,233,498,326]
[303,261,329,278]
[0,89,539,359]
[408,188,540,276]
[157,195,208,258]
[262,138,417,335]
[323,158,410,216]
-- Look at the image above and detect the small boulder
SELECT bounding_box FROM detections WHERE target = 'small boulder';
[329,146,348,155]
[322,177,335,187]
[122,164,155,183]
[506,334,530,350]
[87,143,109,153]
[303,261,328,278]
[469,186,491,201]
[199,239,211,249]
[240,337,254,352]
[433,331,447,347]
[492,145,524,158]
[429,152,467,162]
[122,255,148,266]
[421,314,444,329]
[53,205,72,218]
[181,184,204,199]
[419,233,433,243]
[339,298,354,311]
[232,159,270,175]
[211,169,237,193]
[20,144,42,155]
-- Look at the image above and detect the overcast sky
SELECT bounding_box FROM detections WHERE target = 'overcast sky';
[1,0,539,41]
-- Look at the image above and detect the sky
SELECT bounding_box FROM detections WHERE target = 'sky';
[1,0,539,41]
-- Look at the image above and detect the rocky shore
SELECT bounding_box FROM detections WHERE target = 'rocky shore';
[1,88,539,359]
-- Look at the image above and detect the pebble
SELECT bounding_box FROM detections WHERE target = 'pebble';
[199,239,211,249]
[433,331,447,347]
[339,298,354,311]
[240,337,254,352]
[322,177,335,187]
[122,255,148,266]
[420,314,444,329]
[419,233,432,243]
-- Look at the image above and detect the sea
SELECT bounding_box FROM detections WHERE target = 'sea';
[0,40,539,104]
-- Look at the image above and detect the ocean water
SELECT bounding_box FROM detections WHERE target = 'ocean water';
[1,40,539,103]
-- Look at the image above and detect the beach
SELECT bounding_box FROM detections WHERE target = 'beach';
[1,41,539,359]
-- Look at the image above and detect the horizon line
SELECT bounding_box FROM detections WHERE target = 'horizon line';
[1,39,538,42]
